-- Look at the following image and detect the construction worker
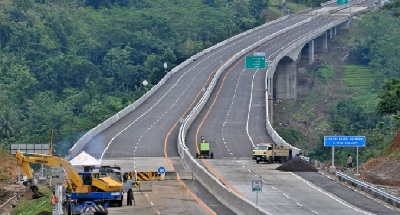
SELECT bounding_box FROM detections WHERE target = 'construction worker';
[127,188,134,206]
[347,154,353,173]
[51,191,58,204]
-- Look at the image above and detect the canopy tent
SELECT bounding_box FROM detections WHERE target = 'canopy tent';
[69,151,101,166]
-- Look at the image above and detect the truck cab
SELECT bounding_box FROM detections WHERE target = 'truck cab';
[252,143,291,163]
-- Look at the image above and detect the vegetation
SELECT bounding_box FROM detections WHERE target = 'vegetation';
[11,186,52,215]
[0,0,278,155]
[276,0,400,166]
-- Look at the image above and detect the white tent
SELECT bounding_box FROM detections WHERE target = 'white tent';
[69,151,101,166]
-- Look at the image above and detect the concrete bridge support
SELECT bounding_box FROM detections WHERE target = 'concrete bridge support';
[315,33,328,52]
[273,57,297,99]
[308,40,314,64]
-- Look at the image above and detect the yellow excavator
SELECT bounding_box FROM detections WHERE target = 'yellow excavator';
[16,151,123,215]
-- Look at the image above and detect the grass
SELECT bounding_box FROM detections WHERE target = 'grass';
[12,186,53,215]
[342,65,374,94]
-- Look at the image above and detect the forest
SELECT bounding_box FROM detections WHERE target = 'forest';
[1,0,400,161]
[306,0,400,163]
[0,0,270,154]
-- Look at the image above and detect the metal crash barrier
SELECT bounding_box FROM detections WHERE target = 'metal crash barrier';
[336,172,400,208]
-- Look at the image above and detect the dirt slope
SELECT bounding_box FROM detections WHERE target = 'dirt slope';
[361,131,400,187]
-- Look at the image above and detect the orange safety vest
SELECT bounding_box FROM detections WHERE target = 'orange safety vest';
[51,194,58,204]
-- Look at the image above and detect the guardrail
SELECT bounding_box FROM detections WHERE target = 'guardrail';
[68,14,295,158]
[177,16,319,215]
[265,15,349,156]
[336,172,400,208]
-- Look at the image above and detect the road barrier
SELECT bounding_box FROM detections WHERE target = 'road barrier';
[68,13,295,159]
[177,16,320,215]
[68,4,363,215]
[265,16,349,156]
[123,172,163,181]
[336,172,400,208]
[136,172,162,181]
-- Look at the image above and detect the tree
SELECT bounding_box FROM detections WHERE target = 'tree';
[0,110,14,140]
[376,78,400,116]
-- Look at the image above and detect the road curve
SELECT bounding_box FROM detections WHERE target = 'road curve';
[185,11,399,215]
[82,15,310,161]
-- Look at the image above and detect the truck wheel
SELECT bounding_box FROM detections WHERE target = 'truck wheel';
[256,160,260,164]
[196,153,199,158]
[210,152,214,159]
[269,156,273,163]
[117,199,123,207]
[282,157,286,163]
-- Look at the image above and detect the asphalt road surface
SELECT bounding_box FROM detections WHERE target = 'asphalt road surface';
[185,9,398,215]
[75,4,398,215]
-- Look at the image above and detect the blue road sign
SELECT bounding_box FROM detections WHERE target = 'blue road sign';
[324,136,366,147]
[158,166,166,174]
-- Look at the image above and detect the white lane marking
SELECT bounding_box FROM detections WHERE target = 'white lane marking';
[291,173,374,215]
[271,186,277,190]
[99,41,228,160]
[297,203,302,207]
[150,202,154,206]
[99,18,299,159]
[246,69,258,148]
[247,169,251,172]
[283,193,289,199]
[219,68,245,158]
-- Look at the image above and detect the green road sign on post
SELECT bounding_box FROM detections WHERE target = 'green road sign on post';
[245,56,266,69]
[252,180,262,192]
[337,0,348,4]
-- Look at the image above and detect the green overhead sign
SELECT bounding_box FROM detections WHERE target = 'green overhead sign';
[245,56,266,69]
[337,0,348,4]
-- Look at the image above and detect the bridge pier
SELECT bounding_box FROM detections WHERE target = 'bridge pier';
[329,28,333,39]
[308,40,314,64]
[274,57,297,99]
[315,33,328,52]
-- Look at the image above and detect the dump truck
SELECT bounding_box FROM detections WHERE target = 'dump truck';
[16,151,123,214]
[196,136,213,159]
[252,143,291,163]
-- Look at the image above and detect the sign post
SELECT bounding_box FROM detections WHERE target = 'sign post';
[324,136,366,174]
[252,180,262,206]
[157,166,165,175]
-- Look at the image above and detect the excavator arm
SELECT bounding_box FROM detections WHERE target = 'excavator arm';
[15,151,123,192]
[15,150,84,190]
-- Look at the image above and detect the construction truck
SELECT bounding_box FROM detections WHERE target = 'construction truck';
[252,143,291,163]
[16,151,123,215]
[196,136,214,159]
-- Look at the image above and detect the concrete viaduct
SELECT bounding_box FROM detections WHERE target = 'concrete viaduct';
[267,22,344,100]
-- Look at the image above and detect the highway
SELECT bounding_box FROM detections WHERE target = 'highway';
[183,3,399,215]
[76,2,400,215]
[82,15,310,162]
